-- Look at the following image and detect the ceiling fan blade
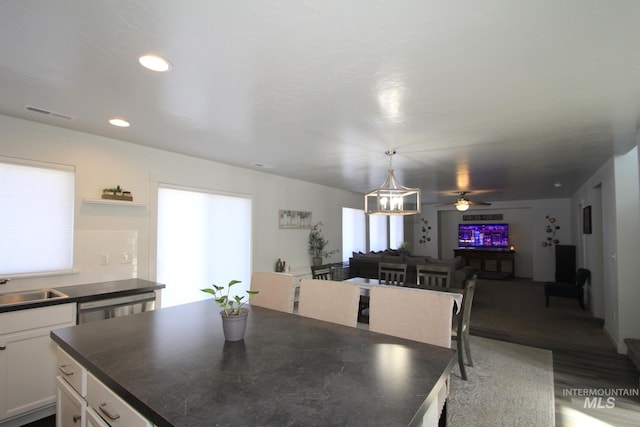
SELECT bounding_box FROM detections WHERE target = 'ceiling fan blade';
[468,200,492,206]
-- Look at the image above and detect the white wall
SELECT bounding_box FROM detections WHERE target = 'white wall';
[409,199,572,281]
[571,146,640,354]
[0,115,361,292]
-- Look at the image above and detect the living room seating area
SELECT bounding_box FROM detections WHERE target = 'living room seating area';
[348,249,474,288]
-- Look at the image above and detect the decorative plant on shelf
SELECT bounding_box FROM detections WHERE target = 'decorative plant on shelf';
[308,222,338,265]
[542,215,560,247]
[201,280,259,341]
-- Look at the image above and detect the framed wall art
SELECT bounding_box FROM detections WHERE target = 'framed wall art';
[279,210,312,229]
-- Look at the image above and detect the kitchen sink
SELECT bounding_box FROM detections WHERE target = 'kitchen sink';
[0,288,69,307]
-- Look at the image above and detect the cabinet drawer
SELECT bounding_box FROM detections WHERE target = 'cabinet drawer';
[57,347,86,396]
[86,372,151,427]
[86,407,110,427]
[0,303,75,335]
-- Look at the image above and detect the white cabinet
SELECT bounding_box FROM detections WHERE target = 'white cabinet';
[56,348,152,427]
[56,376,86,427]
[86,372,152,427]
[0,304,76,423]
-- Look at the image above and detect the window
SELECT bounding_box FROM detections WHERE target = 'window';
[369,215,388,252]
[342,208,405,260]
[0,158,75,276]
[389,215,404,249]
[157,186,252,307]
[342,208,366,262]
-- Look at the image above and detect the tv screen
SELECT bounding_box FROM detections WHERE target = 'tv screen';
[458,223,509,249]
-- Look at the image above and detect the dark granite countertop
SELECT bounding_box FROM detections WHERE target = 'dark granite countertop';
[51,301,456,427]
[0,278,165,313]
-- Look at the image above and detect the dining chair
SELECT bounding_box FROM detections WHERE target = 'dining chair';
[451,274,477,380]
[298,279,361,327]
[416,264,452,288]
[311,264,332,280]
[249,272,296,313]
[378,262,407,286]
[368,286,454,348]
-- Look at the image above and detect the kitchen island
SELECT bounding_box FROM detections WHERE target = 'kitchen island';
[51,300,456,427]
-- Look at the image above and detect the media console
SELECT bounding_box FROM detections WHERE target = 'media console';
[453,248,515,279]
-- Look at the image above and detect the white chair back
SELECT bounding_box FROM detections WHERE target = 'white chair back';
[368,286,454,348]
[298,279,361,327]
[249,272,296,313]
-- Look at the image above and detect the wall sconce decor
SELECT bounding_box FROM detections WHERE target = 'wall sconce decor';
[541,215,560,247]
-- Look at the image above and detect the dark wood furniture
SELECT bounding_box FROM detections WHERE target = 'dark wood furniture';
[555,244,576,282]
[52,301,456,427]
[452,275,477,381]
[453,249,515,279]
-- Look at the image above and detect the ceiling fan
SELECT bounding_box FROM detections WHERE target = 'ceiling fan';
[438,191,492,212]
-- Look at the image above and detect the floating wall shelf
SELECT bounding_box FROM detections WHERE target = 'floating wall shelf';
[82,198,146,207]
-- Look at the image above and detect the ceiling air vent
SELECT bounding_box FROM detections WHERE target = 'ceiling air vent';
[25,105,76,120]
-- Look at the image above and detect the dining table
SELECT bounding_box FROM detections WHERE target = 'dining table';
[345,277,464,315]
[51,299,456,427]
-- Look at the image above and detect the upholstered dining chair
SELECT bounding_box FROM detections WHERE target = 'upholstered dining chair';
[249,272,296,313]
[416,264,452,288]
[311,264,332,280]
[368,286,454,348]
[451,274,477,380]
[298,279,361,327]
[378,262,407,286]
[544,268,590,310]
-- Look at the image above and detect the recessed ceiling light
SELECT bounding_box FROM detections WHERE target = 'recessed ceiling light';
[252,162,273,169]
[554,182,562,188]
[138,54,171,72]
[109,118,130,127]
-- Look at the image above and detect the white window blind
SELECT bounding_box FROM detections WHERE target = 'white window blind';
[369,214,388,252]
[342,208,366,262]
[389,215,404,249]
[0,158,75,276]
[157,186,252,308]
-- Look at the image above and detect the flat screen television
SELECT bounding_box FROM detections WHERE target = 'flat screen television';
[458,223,509,249]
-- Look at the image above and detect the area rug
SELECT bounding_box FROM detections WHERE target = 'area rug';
[447,336,555,427]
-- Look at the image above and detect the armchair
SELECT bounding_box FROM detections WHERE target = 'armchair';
[544,268,590,310]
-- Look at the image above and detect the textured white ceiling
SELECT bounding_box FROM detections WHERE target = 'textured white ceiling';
[1,1,639,204]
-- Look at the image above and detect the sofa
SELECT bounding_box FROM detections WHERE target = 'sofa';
[348,250,474,289]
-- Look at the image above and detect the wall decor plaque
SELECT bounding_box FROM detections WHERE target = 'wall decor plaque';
[279,210,312,229]
[463,214,503,221]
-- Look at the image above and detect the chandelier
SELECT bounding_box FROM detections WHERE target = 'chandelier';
[365,150,421,216]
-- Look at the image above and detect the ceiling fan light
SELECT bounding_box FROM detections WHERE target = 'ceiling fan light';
[455,199,470,212]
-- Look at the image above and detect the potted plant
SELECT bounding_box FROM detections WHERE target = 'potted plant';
[308,222,339,266]
[201,280,259,341]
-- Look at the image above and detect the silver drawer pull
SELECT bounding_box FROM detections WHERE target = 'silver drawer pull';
[58,365,74,376]
[99,402,121,420]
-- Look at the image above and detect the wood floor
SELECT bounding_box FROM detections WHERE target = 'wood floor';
[470,278,640,427]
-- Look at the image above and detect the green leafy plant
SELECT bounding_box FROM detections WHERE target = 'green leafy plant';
[307,222,339,258]
[308,222,327,257]
[201,280,259,316]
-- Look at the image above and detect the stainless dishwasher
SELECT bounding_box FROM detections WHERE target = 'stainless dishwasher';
[77,292,157,324]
